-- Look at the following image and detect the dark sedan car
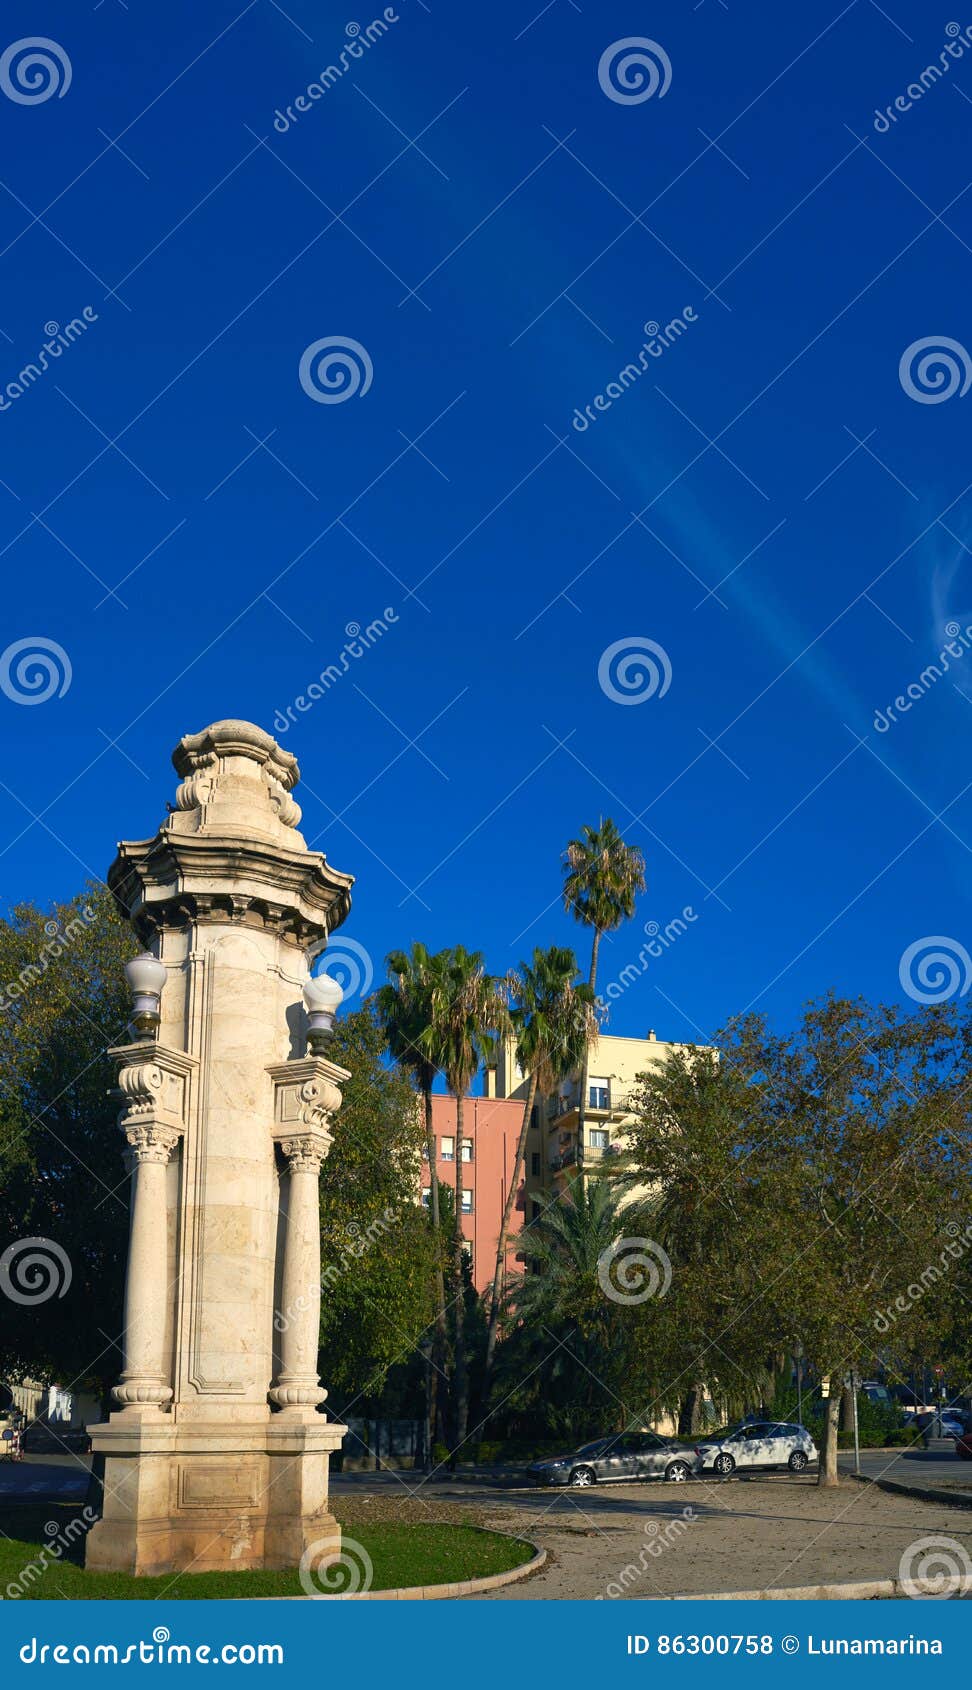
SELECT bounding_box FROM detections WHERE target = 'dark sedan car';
[528,1431,693,1488]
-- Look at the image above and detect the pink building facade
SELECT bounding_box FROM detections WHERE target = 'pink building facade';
[419,1093,530,1295]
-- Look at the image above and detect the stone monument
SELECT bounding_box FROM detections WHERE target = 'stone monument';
[86,719,353,1576]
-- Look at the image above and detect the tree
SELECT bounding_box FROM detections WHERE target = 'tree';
[374,944,449,1438]
[0,886,133,1403]
[424,946,510,1455]
[562,820,645,1172]
[315,1002,436,1410]
[622,1044,784,1432]
[482,946,597,1391]
[734,998,968,1485]
[495,1177,655,1441]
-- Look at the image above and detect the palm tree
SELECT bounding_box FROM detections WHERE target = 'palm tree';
[425,946,510,1455]
[482,946,598,1391]
[562,819,646,1172]
[496,1177,651,1440]
[374,943,448,1451]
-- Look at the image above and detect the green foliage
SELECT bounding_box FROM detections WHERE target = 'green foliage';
[0,886,134,1396]
[317,1004,435,1406]
[561,819,646,953]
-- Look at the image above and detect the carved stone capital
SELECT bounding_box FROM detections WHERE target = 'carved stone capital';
[278,1133,328,1174]
[110,1041,195,1156]
[267,1055,349,1168]
[123,1122,181,1165]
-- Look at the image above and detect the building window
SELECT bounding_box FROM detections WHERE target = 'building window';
[460,1138,473,1162]
[530,1104,539,1131]
[440,1135,455,1161]
[589,1128,609,1149]
[461,1189,473,1214]
[531,1200,541,1221]
[420,1188,431,1207]
[421,1140,433,1160]
[461,1239,474,1268]
[531,1151,540,1177]
[589,1077,610,1109]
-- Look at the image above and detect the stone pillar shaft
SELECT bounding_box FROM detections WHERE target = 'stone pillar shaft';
[271,1140,326,1410]
[114,1125,178,1407]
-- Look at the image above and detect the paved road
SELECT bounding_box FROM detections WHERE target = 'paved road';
[840,1443,971,1489]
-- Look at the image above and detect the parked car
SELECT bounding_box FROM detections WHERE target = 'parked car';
[940,1412,968,1439]
[693,1421,817,1476]
[528,1431,694,1488]
[955,1430,972,1461]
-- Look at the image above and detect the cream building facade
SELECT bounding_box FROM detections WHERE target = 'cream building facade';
[488,1028,702,1214]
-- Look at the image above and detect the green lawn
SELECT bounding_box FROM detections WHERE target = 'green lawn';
[0,1507,534,1600]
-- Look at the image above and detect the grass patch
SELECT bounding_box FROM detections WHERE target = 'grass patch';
[0,1504,534,1600]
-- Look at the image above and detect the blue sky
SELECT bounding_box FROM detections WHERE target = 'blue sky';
[1,0,970,1046]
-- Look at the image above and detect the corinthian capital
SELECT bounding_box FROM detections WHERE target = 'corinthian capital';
[124,1122,181,1165]
[278,1133,328,1174]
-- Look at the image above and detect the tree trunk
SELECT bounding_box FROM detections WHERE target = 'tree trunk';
[483,1072,538,1395]
[451,1092,469,1460]
[818,1389,841,1486]
[424,1087,448,1409]
[575,928,601,1185]
[839,1381,854,1432]
[678,1384,705,1438]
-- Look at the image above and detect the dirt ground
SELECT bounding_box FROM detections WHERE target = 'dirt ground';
[337,1475,972,1600]
[475,1475,972,1598]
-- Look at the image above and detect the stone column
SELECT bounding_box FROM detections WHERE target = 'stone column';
[270,1135,328,1410]
[113,1124,180,1408]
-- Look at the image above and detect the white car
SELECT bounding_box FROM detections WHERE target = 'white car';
[693,1420,817,1477]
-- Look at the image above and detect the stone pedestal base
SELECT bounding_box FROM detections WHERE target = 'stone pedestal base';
[85,1410,346,1577]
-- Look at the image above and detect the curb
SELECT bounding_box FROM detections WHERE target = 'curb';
[669,1573,972,1601]
[846,1470,972,1510]
[265,1535,546,1601]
